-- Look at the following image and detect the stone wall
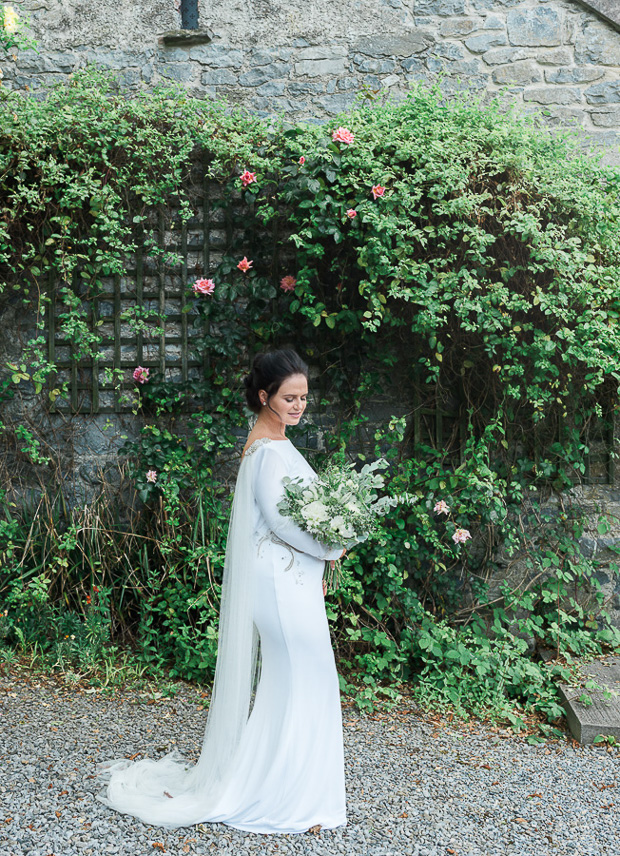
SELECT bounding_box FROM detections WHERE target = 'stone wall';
[2,0,620,162]
[2,0,620,622]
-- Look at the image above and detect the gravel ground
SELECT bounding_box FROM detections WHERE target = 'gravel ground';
[0,673,618,856]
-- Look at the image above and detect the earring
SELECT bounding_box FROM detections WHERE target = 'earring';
[262,401,266,406]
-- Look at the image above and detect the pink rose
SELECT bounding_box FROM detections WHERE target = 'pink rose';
[133,366,150,384]
[240,170,257,187]
[237,256,253,273]
[346,209,357,219]
[452,528,471,545]
[299,156,305,165]
[332,127,355,145]
[280,275,296,293]
[433,500,450,515]
[146,469,157,484]
[371,184,386,200]
[193,278,215,296]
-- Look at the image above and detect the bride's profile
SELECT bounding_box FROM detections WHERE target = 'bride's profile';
[98,348,347,833]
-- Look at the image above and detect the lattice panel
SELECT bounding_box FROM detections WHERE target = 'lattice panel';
[47,171,232,414]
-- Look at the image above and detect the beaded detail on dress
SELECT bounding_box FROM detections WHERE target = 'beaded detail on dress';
[257,531,305,584]
[244,437,273,458]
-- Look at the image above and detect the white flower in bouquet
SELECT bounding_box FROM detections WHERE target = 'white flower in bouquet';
[330,516,356,540]
[301,500,329,524]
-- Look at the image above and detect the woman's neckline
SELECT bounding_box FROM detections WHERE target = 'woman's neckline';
[242,436,290,459]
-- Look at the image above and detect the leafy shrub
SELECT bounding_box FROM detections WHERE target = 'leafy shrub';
[0,70,619,724]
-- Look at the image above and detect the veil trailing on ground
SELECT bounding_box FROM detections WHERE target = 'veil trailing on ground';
[97,455,259,828]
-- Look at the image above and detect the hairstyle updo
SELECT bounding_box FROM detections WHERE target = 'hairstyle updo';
[243,349,309,414]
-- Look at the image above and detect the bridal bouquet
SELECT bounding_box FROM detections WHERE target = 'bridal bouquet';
[277,458,396,550]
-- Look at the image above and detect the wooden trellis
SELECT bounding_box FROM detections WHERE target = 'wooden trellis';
[46,171,224,415]
[43,175,617,485]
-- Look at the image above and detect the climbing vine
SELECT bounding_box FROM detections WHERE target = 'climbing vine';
[1,69,620,728]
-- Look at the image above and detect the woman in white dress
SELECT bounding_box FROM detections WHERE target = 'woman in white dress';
[98,349,347,834]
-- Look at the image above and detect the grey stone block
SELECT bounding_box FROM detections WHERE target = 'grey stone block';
[536,48,576,66]
[441,73,487,93]
[428,48,470,72]
[352,57,397,74]
[413,0,465,14]
[595,536,620,557]
[545,67,605,84]
[337,76,359,91]
[559,657,620,745]
[256,80,286,96]
[590,107,620,127]
[402,56,427,73]
[507,8,562,47]
[316,92,358,115]
[249,96,274,113]
[295,58,346,77]
[201,68,238,86]
[587,130,620,160]
[523,86,582,105]
[579,537,597,558]
[296,46,348,61]
[189,46,244,68]
[433,42,466,60]
[159,28,214,49]
[119,69,142,87]
[465,32,508,54]
[482,47,531,66]
[362,74,381,89]
[286,102,322,118]
[473,0,521,6]
[575,21,620,67]
[542,107,585,126]
[18,51,77,72]
[492,60,542,86]
[157,47,192,62]
[239,64,291,86]
[288,80,324,96]
[439,18,477,37]
[447,59,483,77]
[159,62,195,83]
[85,48,133,69]
[381,74,402,88]
[483,15,504,30]
[585,81,620,105]
[353,32,433,57]
[250,48,294,65]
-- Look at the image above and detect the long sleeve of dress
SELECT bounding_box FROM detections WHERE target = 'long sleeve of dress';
[253,444,343,562]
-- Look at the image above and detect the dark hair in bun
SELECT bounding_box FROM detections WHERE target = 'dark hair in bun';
[243,349,309,414]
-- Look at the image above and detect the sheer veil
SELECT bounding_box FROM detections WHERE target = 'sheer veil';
[97,453,259,828]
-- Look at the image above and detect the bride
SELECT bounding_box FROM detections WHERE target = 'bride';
[98,348,347,833]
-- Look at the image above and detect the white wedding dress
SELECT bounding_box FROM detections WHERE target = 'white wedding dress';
[98,437,346,834]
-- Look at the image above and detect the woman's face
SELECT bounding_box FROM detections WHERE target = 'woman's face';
[260,373,308,426]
